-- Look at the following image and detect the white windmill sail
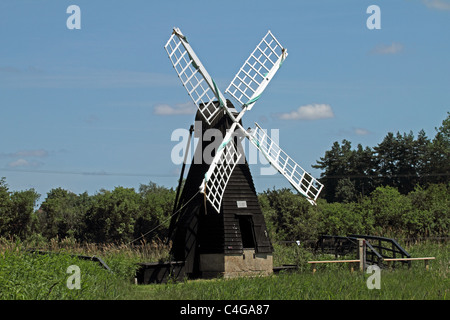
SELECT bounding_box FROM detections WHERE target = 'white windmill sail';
[248,123,324,205]
[226,30,288,112]
[199,122,243,213]
[165,27,323,213]
[164,28,230,124]
[197,31,290,213]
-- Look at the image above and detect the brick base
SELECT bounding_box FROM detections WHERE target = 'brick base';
[200,249,273,279]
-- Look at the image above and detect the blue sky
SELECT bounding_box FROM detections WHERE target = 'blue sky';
[0,0,449,204]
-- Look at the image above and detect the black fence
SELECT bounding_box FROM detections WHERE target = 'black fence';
[315,234,411,267]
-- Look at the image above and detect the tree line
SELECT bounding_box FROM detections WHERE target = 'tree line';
[0,113,448,243]
[0,180,175,244]
[313,112,449,203]
[260,184,449,243]
[1,177,448,244]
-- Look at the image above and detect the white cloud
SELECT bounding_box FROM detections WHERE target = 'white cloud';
[371,43,404,55]
[14,149,48,158]
[354,128,370,136]
[153,102,196,115]
[1,149,47,168]
[277,104,334,120]
[422,0,450,10]
[8,159,42,168]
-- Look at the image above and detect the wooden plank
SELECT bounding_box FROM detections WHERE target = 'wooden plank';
[382,257,435,261]
[308,260,360,264]
[308,259,360,274]
[383,257,435,270]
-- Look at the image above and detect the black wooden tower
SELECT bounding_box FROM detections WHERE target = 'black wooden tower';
[168,101,273,279]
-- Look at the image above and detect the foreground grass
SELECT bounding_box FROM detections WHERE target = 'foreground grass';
[129,267,448,300]
[0,239,140,300]
[0,249,132,300]
[0,239,448,300]
[128,241,449,300]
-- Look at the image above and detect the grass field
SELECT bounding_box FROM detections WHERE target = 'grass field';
[130,241,449,300]
[0,238,448,300]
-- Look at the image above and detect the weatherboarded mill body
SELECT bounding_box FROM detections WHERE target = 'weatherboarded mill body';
[168,102,273,279]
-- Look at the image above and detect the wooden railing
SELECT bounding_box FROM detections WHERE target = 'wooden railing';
[308,238,436,273]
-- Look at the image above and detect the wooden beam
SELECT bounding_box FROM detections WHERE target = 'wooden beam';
[307,257,436,274]
[308,260,360,264]
[382,257,435,270]
[382,257,435,261]
[308,260,360,274]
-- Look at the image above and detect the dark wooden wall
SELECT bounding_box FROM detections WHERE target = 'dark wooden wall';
[169,101,273,276]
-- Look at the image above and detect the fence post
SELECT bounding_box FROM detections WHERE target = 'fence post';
[358,238,366,271]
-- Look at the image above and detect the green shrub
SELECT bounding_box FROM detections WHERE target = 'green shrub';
[260,188,320,242]
[317,201,364,236]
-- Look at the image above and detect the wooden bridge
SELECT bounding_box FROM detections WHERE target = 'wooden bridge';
[308,235,435,273]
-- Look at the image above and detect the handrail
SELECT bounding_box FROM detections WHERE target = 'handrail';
[349,234,411,258]
[382,257,435,261]
[317,234,412,267]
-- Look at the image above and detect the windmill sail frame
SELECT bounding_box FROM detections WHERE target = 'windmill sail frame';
[225,30,287,111]
[249,123,323,204]
[165,27,323,213]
